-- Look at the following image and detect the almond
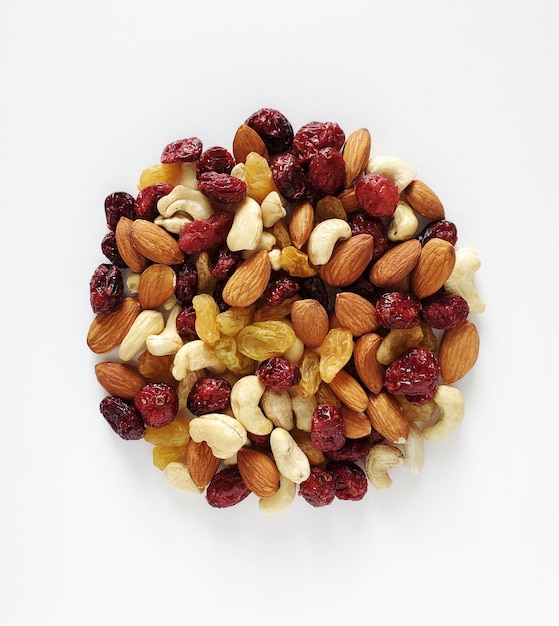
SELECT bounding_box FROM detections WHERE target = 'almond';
[237,447,280,497]
[115,217,149,273]
[130,219,184,265]
[328,369,369,412]
[340,405,372,439]
[438,320,480,383]
[411,238,456,299]
[319,234,374,287]
[334,291,378,336]
[221,249,271,307]
[290,429,325,466]
[94,361,147,399]
[138,263,177,310]
[353,333,385,394]
[232,124,269,164]
[87,297,141,354]
[289,200,314,249]
[403,180,445,219]
[185,439,221,488]
[290,299,329,349]
[343,128,371,187]
[366,391,410,444]
[337,186,361,213]
[369,239,421,287]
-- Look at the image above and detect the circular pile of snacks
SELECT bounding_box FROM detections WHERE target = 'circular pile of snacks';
[87,108,485,512]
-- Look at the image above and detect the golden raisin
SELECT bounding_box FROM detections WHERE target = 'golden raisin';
[280,246,318,277]
[272,220,292,248]
[319,328,354,383]
[244,152,277,203]
[295,349,321,397]
[315,382,342,407]
[254,295,301,322]
[137,351,176,387]
[144,417,190,447]
[236,321,296,361]
[216,306,255,336]
[315,195,347,223]
[152,445,188,470]
[138,163,183,190]
[195,252,217,294]
[213,337,256,376]
[192,293,220,346]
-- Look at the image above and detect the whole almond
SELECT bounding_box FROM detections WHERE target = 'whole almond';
[328,369,369,412]
[411,238,456,299]
[337,187,361,213]
[290,429,326,466]
[115,217,149,273]
[334,291,378,336]
[369,239,421,287]
[95,361,147,399]
[289,200,314,249]
[138,263,177,310]
[403,180,445,219]
[222,249,271,307]
[366,391,410,444]
[353,333,385,394]
[340,406,372,439]
[237,447,280,497]
[290,299,329,349]
[438,320,480,383]
[185,439,221,488]
[232,124,269,164]
[343,128,371,187]
[319,234,374,287]
[87,297,141,354]
[130,219,184,265]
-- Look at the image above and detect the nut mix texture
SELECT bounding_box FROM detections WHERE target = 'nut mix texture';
[88,107,485,512]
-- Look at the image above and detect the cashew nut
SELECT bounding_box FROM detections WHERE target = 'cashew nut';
[172,340,225,380]
[164,462,203,494]
[157,185,214,220]
[119,310,164,361]
[366,155,416,192]
[396,394,437,423]
[444,247,485,314]
[178,161,198,189]
[364,444,403,489]
[258,474,296,515]
[387,201,418,242]
[189,413,248,459]
[307,218,352,266]
[261,191,287,227]
[230,162,246,181]
[241,231,277,257]
[162,294,178,311]
[422,385,465,441]
[261,389,294,430]
[146,305,183,356]
[403,424,424,474]
[289,390,317,432]
[376,326,424,365]
[230,375,273,435]
[268,248,282,271]
[226,196,264,251]
[154,214,192,234]
[282,333,304,364]
[176,370,200,413]
[269,427,311,484]
[126,272,141,294]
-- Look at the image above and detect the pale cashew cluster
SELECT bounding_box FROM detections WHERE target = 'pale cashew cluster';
[307,218,352,266]
[164,462,203,494]
[258,474,296,515]
[178,161,198,189]
[119,310,164,361]
[241,232,277,257]
[230,375,273,435]
[227,196,264,251]
[189,412,248,459]
[366,155,416,192]
[403,424,424,474]
[364,444,403,489]
[157,185,214,220]
[422,385,465,441]
[289,390,317,432]
[376,326,424,365]
[444,247,485,314]
[387,201,418,241]
[172,340,225,380]
[261,191,287,227]
[268,248,282,271]
[154,214,192,234]
[270,428,311,484]
[261,389,294,430]
[146,304,183,356]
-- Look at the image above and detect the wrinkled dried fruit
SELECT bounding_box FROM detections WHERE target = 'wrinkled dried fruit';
[161,137,202,164]
[355,172,399,217]
[376,291,422,329]
[89,264,124,314]
[307,147,346,199]
[421,291,469,330]
[245,108,294,155]
[311,405,346,452]
[270,153,306,201]
[384,347,440,403]
[298,466,335,507]
[256,357,301,391]
[135,183,173,221]
[206,466,251,508]
[418,219,458,246]
[292,121,345,164]
[197,146,235,178]
[104,192,135,231]
[348,211,389,261]
[198,172,247,204]
[327,460,368,501]
[178,212,234,255]
[187,377,231,415]
[100,396,145,440]
[175,263,198,306]
[134,383,178,428]
[100,232,127,268]
[263,276,300,306]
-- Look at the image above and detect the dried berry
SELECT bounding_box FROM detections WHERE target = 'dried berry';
[160,137,202,164]
[245,108,294,155]
[270,153,306,201]
[198,172,247,204]
[421,291,469,330]
[206,466,251,508]
[175,263,198,306]
[100,396,145,440]
[134,382,178,428]
[298,466,335,507]
[263,276,300,306]
[89,263,124,314]
[325,431,383,462]
[355,172,399,217]
[348,211,389,260]
[134,183,173,221]
[344,276,378,303]
[292,121,345,164]
[100,231,127,268]
[306,147,346,199]
[178,211,234,255]
[384,347,440,400]
[417,219,458,246]
[175,306,197,341]
[104,191,135,231]
[247,432,271,450]
[311,405,346,452]
[327,461,368,501]
[211,246,241,279]
[187,377,231,415]
[256,357,301,391]
[196,146,235,178]
[376,291,422,329]
[299,276,329,311]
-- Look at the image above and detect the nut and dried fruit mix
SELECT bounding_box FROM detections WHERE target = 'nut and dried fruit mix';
[87,108,485,511]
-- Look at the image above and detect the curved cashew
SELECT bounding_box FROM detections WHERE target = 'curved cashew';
[178,161,198,189]
[154,214,192,234]
[444,247,485,314]
[403,424,424,474]
[227,196,264,251]
[376,326,424,365]
[119,310,164,361]
[164,462,203,494]
[241,232,277,258]
[387,201,418,242]
[364,444,403,489]
[157,185,214,220]
[146,305,183,356]
[366,155,416,192]
[261,389,294,430]
[396,394,437,423]
[422,385,465,441]
[230,375,273,435]
[307,219,352,266]
[259,474,296,515]
[289,390,317,432]
[282,334,304,364]
[268,248,282,271]
[261,191,287,227]
[189,413,248,459]
[230,162,246,181]
[176,370,200,413]
[172,340,225,380]
[269,428,311,484]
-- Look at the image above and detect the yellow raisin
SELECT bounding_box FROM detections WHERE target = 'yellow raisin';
[213,337,256,376]
[254,295,301,322]
[195,252,217,294]
[315,382,342,407]
[319,328,354,383]
[315,195,347,223]
[137,351,176,387]
[152,445,188,470]
[295,349,321,397]
[244,152,277,203]
[216,306,254,336]
[272,220,292,248]
[144,417,190,447]
[137,162,183,190]
[236,321,296,361]
[280,246,318,278]
[419,321,438,352]
[192,294,220,346]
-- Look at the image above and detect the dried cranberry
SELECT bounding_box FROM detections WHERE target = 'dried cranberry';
[104,192,135,231]
[175,263,198,306]
[178,212,233,255]
[89,263,124,314]
[270,153,306,201]
[421,292,469,330]
[256,357,301,391]
[327,461,368,501]
[344,277,378,303]
[196,146,235,178]
[298,467,335,507]
[384,347,440,399]
[101,231,127,268]
[175,306,197,341]
[306,147,346,199]
[292,121,345,164]
[134,183,173,221]
[160,137,202,164]
[355,172,399,217]
[245,108,294,155]
[311,405,346,452]
[417,220,458,246]
[211,247,241,279]
[348,211,389,260]
[247,432,271,450]
[263,276,300,306]
[206,466,251,508]
[376,291,422,329]
[187,377,232,415]
[198,172,247,204]
[134,383,178,428]
[299,276,329,311]
[325,430,383,462]
[100,396,145,440]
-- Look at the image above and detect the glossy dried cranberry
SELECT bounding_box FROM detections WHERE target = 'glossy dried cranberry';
[384,347,440,399]
[206,466,251,508]
[211,247,241,279]
[104,192,135,231]
[256,357,301,391]
[311,405,346,452]
[376,291,422,329]
[306,147,345,199]
[299,276,329,311]
[100,396,145,440]
[134,183,173,221]
[160,137,202,163]
[89,263,124,314]
[327,461,368,501]
[348,211,389,260]
[270,153,306,201]
[198,172,247,204]
[417,220,458,246]
[196,146,235,178]
[292,121,345,164]
[175,305,197,341]
[344,277,378,303]
[298,467,335,507]
[247,432,271,450]
[187,377,231,415]
[178,212,234,255]
[245,108,294,155]
[421,292,469,329]
[325,430,383,462]
[175,263,198,306]
[263,276,300,306]
[101,231,127,268]
[134,383,178,428]
[355,172,399,217]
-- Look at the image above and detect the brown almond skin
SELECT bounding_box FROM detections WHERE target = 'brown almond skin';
[438,320,480,383]
[130,219,184,265]
[95,362,147,399]
[290,430,326,466]
[237,447,280,497]
[369,239,421,287]
[366,392,410,444]
[138,263,177,310]
[186,439,221,488]
[403,180,445,219]
[87,297,141,354]
[340,405,372,439]
[291,299,329,349]
[335,292,378,336]
[222,250,271,307]
[319,234,374,287]
[411,238,456,299]
[289,200,314,249]
[115,217,149,273]
[337,187,361,213]
[353,333,385,395]
[232,125,269,163]
[343,128,371,187]
[329,369,369,413]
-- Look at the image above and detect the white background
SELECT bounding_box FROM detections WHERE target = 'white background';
[1,1,558,624]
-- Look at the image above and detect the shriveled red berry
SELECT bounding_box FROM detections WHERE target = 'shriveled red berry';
[299,276,330,311]
[211,246,241,279]
[384,347,440,400]
[344,277,378,303]
[100,396,145,440]
[311,405,346,452]
[175,263,198,306]
[418,220,458,246]
[355,172,399,217]
[348,211,389,260]
[292,121,345,164]
[134,183,173,221]
[245,108,294,155]
[160,137,202,163]
[298,466,335,507]
[196,146,235,178]
[101,231,127,268]
[175,305,197,341]
[89,263,124,314]
[263,276,300,306]
[325,430,384,462]
[206,466,251,508]
[178,211,234,255]
[247,432,271,450]
[327,461,368,501]
[421,291,469,330]
[187,377,231,415]
[104,191,135,231]
[270,153,306,201]
[198,172,247,204]
[376,291,422,329]
[134,382,178,428]
[256,357,301,391]
[307,147,346,198]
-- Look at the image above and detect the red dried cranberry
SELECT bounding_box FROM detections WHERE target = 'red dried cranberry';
[263,276,300,306]
[89,263,124,314]
[198,172,247,204]
[325,430,383,462]
[417,220,458,246]
[245,108,294,155]
[421,292,469,329]
[247,432,271,450]
[134,183,173,221]
[178,212,234,255]
[100,396,145,440]
[206,466,251,508]
[270,153,306,201]
[134,383,178,428]
[187,377,231,415]
[376,291,422,329]
[384,347,440,399]
[311,405,346,452]
[104,192,135,231]
[160,137,202,163]
[306,147,345,198]
[298,467,335,507]
[299,276,329,311]
[327,461,368,501]
[211,247,241,279]
[175,263,198,306]
[344,277,378,303]
[355,172,399,217]
[256,357,301,391]
[101,231,127,268]
[196,146,235,178]
[348,211,389,260]
[292,121,345,164]
[175,306,197,341]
